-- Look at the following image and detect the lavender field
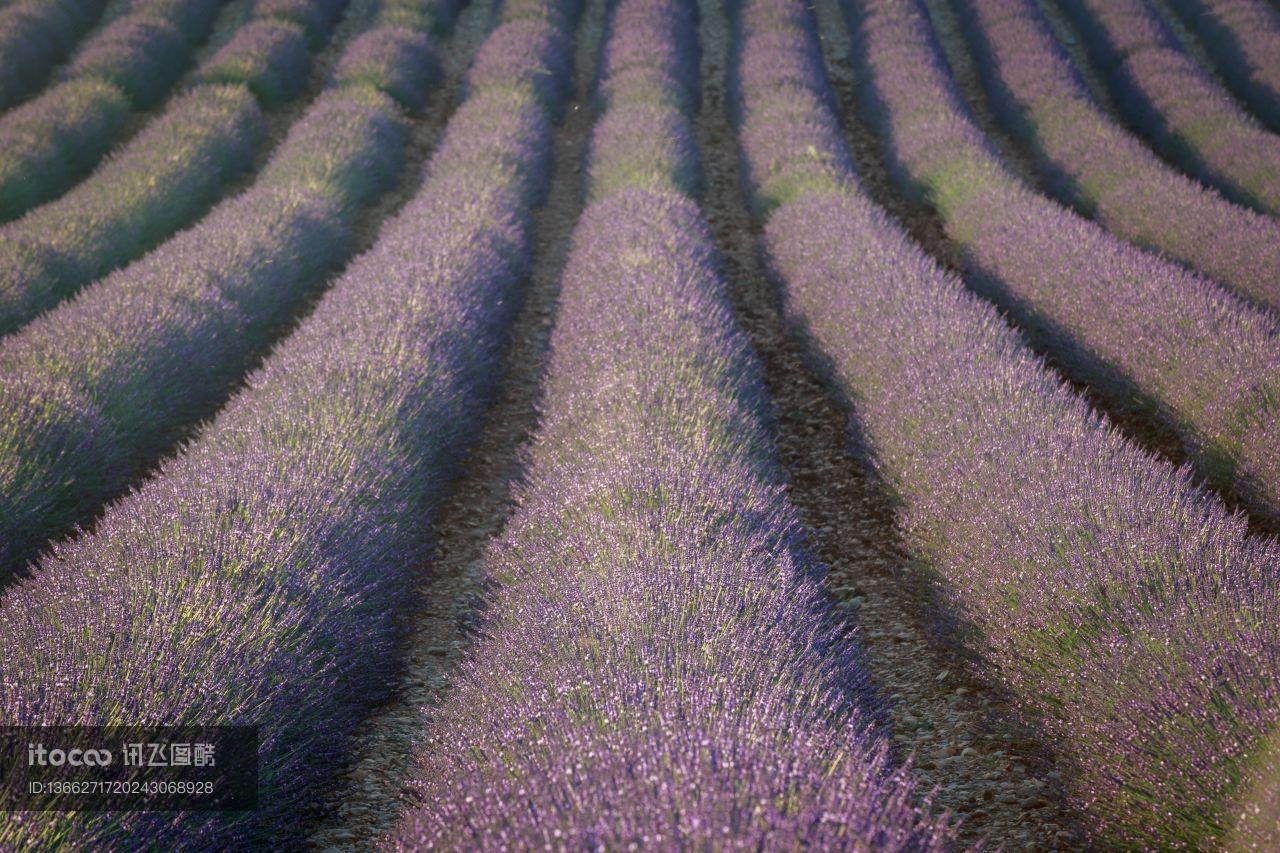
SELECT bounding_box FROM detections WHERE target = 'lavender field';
[1,0,1279,848]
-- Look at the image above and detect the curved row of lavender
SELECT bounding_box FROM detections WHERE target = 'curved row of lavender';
[0,1,449,580]
[0,0,109,110]
[0,0,348,337]
[391,0,952,846]
[0,0,589,844]
[1164,0,1280,130]
[951,0,1280,311]
[0,0,273,222]
[837,0,1280,525]
[735,0,1280,844]
[1057,0,1280,216]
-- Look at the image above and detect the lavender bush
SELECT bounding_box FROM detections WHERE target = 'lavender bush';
[191,19,312,106]
[0,0,572,846]
[0,0,352,335]
[952,0,1280,310]
[391,0,953,846]
[393,192,952,849]
[464,15,574,108]
[1058,0,1280,215]
[734,0,1280,844]
[0,6,451,579]
[1164,0,1280,130]
[0,0,109,110]
[332,26,438,109]
[0,79,130,220]
[61,12,193,107]
[840,0,1280,525]
[0,0,223,220]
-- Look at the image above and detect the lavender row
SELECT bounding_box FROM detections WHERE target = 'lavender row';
[0,0,109,111]
[837,0,1280,523]
[952,0,1280,310]
[0,0,580,847]
[0,0,347,335]
[392,0,951,846]
[1164,0,1280,130]
[734,0,1280,844]
[326,0,465,109]
[0,79,130,220]
[0,3,451,580]
[1057,0,1280,215]
[0,0,225,221]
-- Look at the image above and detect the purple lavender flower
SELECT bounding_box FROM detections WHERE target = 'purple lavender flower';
[62,13,191,107]
[0,79,130,220]
[192,19,313,106]
[331,25,440,109]
[0,0,223,222]
[0,0,377,334]
[253,0,347,46]
[0,4,462,578]
[0,85,264,335]
[0,0,110,110]
[126,0,223,39]
[465,16,573,108]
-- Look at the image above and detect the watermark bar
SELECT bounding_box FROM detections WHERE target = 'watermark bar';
[0,726,257,811]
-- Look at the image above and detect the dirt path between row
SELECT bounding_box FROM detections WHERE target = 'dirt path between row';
[696,0,1080,847]
[305,0,603,846]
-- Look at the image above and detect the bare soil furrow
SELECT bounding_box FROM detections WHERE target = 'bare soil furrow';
[696,0,1079,847]
[304,0,604,846]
